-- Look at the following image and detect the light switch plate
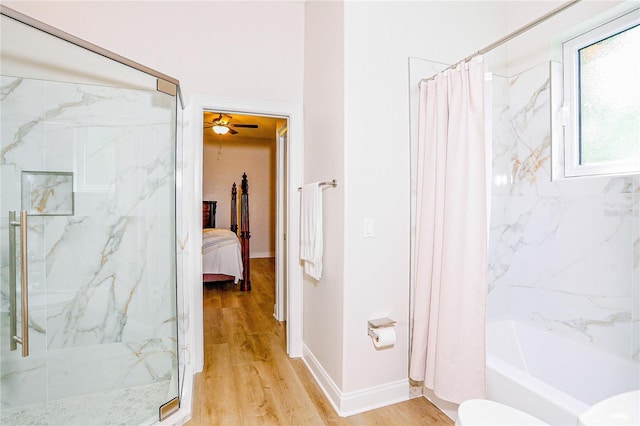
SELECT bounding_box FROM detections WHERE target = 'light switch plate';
[363,218,374,238]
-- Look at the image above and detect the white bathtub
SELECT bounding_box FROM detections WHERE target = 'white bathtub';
[486,320,640,425]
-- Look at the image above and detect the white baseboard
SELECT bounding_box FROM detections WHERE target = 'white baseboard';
[251,251,275,258]
[301,344,343,414]
[301,344,410,417]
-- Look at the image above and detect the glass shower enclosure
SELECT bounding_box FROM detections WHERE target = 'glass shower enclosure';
[0,7,181,425]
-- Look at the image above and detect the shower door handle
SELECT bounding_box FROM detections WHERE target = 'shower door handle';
[8,210,29,357]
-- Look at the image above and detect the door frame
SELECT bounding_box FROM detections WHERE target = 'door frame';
[274,124,287,322]
[186,96,303,373]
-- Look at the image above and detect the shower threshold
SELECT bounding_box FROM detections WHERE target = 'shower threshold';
[0,380,172,426]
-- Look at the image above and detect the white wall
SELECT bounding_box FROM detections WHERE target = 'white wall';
[298,0,509,415]
[340,0,508,404]
[203,136,276,257]
[302,0,346,400]
[3,1,305,104]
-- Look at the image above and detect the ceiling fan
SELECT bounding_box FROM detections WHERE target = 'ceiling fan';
[204,113,259,135]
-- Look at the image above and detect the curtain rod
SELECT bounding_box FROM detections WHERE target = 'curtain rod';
[422,0,581,81]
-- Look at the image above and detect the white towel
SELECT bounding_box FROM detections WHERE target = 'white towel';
[300,182,323,280]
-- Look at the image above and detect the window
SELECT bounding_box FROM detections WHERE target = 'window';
[562,8,640,177]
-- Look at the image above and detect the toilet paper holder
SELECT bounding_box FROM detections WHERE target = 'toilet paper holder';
[367,317,396,340]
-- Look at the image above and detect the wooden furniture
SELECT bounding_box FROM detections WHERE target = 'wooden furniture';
[202,200,217,228]
[202,173,251,291]
[239,173,251,291]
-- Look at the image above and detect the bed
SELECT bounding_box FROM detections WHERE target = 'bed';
[202,173,251,291]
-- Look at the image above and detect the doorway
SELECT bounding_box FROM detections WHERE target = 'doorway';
[188,97,304,373]
[201,110,285,307]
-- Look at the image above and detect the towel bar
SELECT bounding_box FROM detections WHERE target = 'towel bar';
[298,180,337,190]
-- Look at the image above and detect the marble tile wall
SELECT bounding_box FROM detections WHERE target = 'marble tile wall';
[487,64,639,362]
[0,76,180,410]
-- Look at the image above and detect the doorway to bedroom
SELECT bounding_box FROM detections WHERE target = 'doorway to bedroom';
[201,110,289,359]
[191,95,304,373]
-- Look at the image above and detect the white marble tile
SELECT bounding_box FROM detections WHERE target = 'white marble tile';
[0,349,47,408]
[43,214,176,349]
[507,195,631,295]
[486,284,509,321]
[176,226,191,371]
[490,75,513,198]
[488,63,638,361]
[633,176,640,361]
[46,338,176,401]
[1,76,181,414]
[0,77,46,123]
[510,286,632,358]
[506,65,558,197]
[21,172,73,215]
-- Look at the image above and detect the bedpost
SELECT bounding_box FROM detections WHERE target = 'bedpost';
[230,183,238,234]
[240,173,251,291]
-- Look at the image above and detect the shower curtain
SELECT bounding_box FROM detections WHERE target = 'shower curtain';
[409,56,489,404]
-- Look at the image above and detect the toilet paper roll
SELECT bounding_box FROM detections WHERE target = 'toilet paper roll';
[372,327,396,348]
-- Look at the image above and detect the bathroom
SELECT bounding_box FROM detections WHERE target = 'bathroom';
[1,1,638,425]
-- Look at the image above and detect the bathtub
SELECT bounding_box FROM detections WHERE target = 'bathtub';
[486,320,639,425]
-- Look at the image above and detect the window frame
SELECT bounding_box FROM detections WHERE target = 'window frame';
[562,8,640,178]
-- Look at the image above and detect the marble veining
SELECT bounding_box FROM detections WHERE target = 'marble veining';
[488,64,638,362]
[22,172,74,215]
[1,75,179,415]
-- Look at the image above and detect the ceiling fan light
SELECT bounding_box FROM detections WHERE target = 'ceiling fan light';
[212,125,229,135]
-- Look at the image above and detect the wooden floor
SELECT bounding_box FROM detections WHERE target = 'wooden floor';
[186,258,453,425]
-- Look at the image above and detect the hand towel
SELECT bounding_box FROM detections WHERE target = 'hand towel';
[300,182,323,280]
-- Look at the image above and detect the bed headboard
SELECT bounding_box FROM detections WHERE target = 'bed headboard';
[202,200,217,228]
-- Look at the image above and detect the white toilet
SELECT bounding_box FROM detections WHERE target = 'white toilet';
[455,390,640,426]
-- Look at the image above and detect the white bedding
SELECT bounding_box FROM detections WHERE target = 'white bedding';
[202,228,243,283]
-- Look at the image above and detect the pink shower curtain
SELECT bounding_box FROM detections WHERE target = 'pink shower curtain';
[409,57,489,404]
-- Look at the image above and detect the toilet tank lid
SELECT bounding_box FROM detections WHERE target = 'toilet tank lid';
[578,390,640,426]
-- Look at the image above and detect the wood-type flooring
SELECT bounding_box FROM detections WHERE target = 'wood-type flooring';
[186,258,453,425]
